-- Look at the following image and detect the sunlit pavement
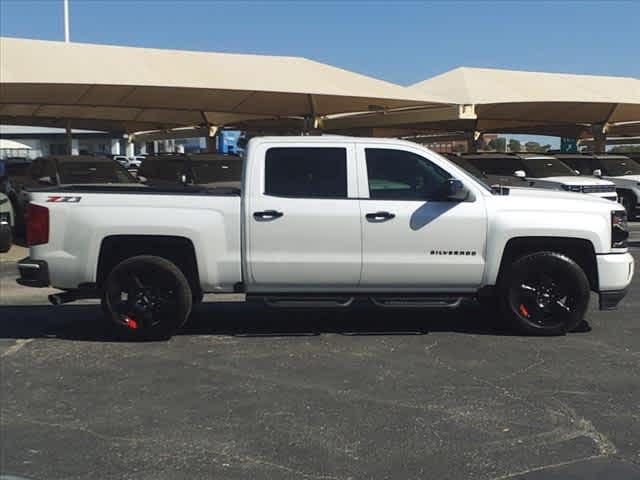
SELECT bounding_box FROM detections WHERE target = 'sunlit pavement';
[1,227,639,480]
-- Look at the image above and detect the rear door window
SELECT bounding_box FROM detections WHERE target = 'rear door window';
[264,147,347,198]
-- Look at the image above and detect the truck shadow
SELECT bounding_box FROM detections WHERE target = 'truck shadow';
[0,300,543,342]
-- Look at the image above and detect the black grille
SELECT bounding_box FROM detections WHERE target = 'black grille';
[582,185,616,193]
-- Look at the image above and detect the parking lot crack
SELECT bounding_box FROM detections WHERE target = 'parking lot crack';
[548,399,617,456]
[499,348,546,380]
[10,417,143,443]
[491,455,605,480]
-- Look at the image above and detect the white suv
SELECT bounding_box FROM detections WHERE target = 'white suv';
[464,153,618,201]
[555,154,640,217]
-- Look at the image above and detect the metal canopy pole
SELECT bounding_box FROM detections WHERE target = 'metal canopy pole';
[65,121,73,155]
[63,0,70,42]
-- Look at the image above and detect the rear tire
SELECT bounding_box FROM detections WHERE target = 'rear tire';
[103,255,192,341]
[498,252,590,336]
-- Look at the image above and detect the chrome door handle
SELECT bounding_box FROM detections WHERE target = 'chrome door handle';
[253,210,284,221]
[365,211,395,222]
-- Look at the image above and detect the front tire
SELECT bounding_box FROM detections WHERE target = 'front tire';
[498,252,590,336]
[103,255,192,341]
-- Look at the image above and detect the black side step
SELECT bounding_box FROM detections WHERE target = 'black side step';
[370,296,463,309]
[257,296,355,309]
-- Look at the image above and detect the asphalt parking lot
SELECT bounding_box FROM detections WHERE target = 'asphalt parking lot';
[1,227,640,480]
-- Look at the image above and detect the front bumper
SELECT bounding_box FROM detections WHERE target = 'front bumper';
[597,253,634,310]
[17,257,50,287]
[599,288,629,311]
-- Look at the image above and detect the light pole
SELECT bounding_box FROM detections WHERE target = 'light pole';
[63,0,72,153]
[63,0,70,42]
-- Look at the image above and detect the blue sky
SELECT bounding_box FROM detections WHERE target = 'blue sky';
[1,0,639,145]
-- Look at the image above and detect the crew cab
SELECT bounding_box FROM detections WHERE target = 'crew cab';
[463,153,618,201]
[17,136,634,340]
[555,153,640,218]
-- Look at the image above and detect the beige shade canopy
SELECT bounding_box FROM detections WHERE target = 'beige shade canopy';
[324,67,640,137]
[0,37,448,133]
[0,138,32,149]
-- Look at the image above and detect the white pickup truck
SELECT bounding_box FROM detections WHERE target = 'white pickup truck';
[18,136,634,340]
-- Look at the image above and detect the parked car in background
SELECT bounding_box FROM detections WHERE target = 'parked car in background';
[13,155,140,229]
[1,157,32,233]
[463,153,618,201]
[0,192,13,253]
[139,153,243,189]
[555,153,640,217]
[113,155,130,168]
[113,155,144,170]
[444,153,525,188]
[130,155,146,169]
[623,152,640,163]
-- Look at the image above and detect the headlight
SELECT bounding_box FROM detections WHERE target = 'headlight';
[562,184,582,192]
[611,210,629,248]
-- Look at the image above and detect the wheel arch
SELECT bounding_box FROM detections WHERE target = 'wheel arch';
[496,236,598,291]
[97,235,202,298]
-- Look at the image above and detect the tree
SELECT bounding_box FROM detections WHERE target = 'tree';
[488,137,507,152]
[508,139,521,152]
[610,145,640,153]
[524,141,545,153]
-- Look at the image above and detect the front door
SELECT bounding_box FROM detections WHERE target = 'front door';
[246,143,361,291]
[358,145,487,290]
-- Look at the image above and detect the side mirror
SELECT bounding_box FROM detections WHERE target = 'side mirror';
[37,176,54,186]
[444,179,470,202]
[137,175,147,184]
[593,169,603,177]
[513,170,527,179]
[574,169,581,175]
[179,173,189,185]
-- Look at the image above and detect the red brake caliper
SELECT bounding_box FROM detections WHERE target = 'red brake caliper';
[519,304,530,318]
[123,316,138,329]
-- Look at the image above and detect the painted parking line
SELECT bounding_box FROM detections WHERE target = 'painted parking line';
[1,339,33,358]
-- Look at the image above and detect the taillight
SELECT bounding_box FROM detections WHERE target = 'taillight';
[26,204,49,246]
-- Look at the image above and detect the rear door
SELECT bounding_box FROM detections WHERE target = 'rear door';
[245,142,361,291]
[357,144,487,289]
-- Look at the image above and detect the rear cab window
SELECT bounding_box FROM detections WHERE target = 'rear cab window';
[264,147,348,198]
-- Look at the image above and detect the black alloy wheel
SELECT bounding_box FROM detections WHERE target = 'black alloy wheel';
[500,252,590,335]
[103,255,192,340]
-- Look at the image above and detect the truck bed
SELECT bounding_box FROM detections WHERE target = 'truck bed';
[28,184,241,196]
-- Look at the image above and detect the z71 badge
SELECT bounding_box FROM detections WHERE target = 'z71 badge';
[46,196,82,203]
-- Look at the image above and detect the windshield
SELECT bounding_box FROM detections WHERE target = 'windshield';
[465,157,527,176]
[447,156,485,179]
[520,157,577,178]
[444,156,493,192]
[57,161,135,184]
[598,157,640,176]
